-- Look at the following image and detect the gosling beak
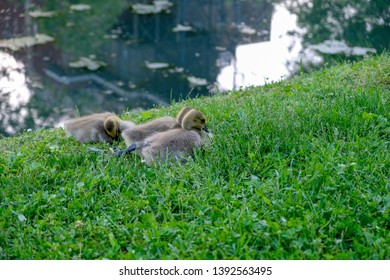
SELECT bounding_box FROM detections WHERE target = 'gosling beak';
[202,126,209,133]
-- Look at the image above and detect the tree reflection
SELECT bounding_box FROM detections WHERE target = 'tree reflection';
[283,0,389,57]
[35,0,128,58]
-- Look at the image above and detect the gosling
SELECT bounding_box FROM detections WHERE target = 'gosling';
[118,108,209,165]
[121,106,193,147]
[64,112,135,143]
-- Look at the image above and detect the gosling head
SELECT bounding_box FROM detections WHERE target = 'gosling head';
[181,109,208,132]
[104,115,120,138]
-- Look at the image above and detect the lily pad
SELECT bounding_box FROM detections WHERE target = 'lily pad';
[0,34,55,51]
[70,4,92,11]
[309,40,376,56]
[187,76,208,86]
[236,23,256,35]
[28,10,56,18]
[132,0,173,14]
[172,24,193,32]
[145,61,169,69]
[168,66,184,73]
[69,56,106,71]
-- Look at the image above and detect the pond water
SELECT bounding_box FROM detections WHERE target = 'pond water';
[0,0,388,136]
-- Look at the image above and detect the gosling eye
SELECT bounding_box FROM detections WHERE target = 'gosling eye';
[200,119,205,124]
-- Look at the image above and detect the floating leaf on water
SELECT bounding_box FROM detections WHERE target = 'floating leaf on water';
[0,34,54,51]
[172,24,193,32]
[215,46,227,51]
[174,67,184,73]
[187,76,208,86]
[236,23,257,35]
[103,89,114,95]
[70,4,92,11]
[132,0,173,14]
[144,61,169,69]
[69,57,106,71]
[135,4,157,14]
[309,40,376,56]
[132,4,156,14]
[168,66,184,73]
[154,0,173,10]
[128,82,136,89]
[28,10,56,18]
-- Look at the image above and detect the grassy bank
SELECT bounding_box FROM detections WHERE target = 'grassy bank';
[0,54,389,260]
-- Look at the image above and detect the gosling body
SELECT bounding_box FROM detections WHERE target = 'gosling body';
[64,112,135,143]
[120,108,209,165]
[121,107,193,147]
[141,128,204,165]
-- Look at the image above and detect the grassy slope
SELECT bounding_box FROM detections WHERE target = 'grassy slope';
[0,54,389,260]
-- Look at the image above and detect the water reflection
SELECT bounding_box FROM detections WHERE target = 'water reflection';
[221,3,309,89]
[0,51,32,134]
[0,0,387,136]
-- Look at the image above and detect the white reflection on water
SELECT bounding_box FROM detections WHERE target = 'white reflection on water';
[217,0,378,90]
[217,3,320,90]
[0,51,32,134]
[0,51,32,108]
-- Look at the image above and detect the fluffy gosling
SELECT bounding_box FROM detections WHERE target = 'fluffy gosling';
[118,108,209,165]
[64,112,134,143]
[121,106,193,147]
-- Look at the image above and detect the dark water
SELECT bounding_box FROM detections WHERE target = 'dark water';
[0,0,388,136]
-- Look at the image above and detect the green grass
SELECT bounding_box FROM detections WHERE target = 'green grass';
[0,54,389,260]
